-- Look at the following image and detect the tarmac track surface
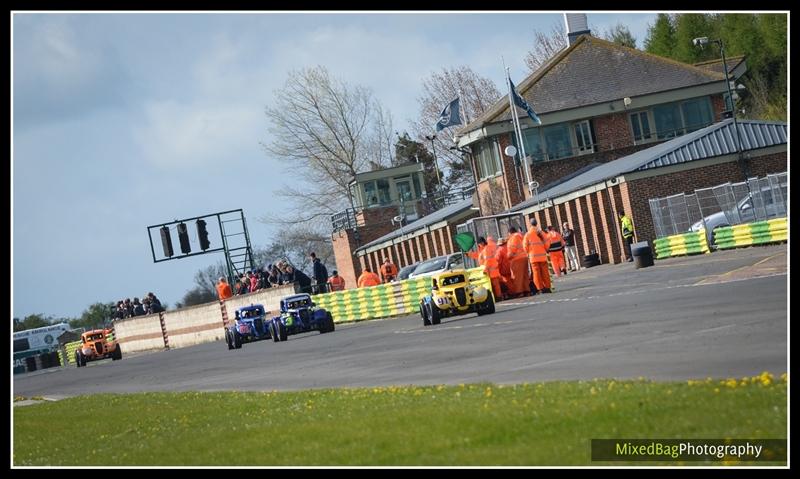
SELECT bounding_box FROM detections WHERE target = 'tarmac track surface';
[15,245,787,398]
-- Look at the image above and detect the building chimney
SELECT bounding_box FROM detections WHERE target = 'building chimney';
[564,13,591,46]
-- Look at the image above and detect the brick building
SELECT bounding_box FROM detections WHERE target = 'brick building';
[330,24,776,285]
[456,34,747,214]
[508,119,787,265]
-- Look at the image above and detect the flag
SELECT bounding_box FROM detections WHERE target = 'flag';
[509,78,542,125]
[453,232,475,252]
[435,97,462,131]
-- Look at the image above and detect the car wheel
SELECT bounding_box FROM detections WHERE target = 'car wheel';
[226,330,234,350]
[484,294,496,315]
[421,301,431,326]
[326,312,335,333]
[270,321,280,343]
[429,303,441,325]
[278,320,288,342]
[112,345,122,360]
[233,331,243,349]
[75,350,83,368]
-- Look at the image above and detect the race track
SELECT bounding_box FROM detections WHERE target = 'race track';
[14,245,787,398]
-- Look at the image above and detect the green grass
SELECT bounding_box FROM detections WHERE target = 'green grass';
[13,374,787,466]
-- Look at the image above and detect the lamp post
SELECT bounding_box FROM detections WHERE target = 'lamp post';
[424,134,442,195]
[693,36,747,177]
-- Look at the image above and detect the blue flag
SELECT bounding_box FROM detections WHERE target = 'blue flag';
[509,78,542,125]
[435,97,462,131]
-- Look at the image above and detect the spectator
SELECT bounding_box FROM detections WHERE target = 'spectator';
[328,270,346,291]
[287,265,312,293]
[357,266,381,288]
[235,279,248,295]
[124,298,134,318]
[562,222,580,272]
[380,257,398,283]
[115,301,125,320]
[249,271,259,293]
[310,252,329,294]
[267,264,280,287]
[216,277,233,300]
[148,292,163,313]
[132,298,145,316]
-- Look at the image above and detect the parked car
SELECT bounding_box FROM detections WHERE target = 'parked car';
[690,186,787,245]
[225,304,271,350]
[419,269,495,326]
[74,329,121,367]
[269,293,335,342]
[396,262,420,281]
[408,253,465,279]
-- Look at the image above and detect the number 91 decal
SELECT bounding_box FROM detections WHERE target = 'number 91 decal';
[436,297,449,305]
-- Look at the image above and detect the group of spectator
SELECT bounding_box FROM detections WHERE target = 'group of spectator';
[114,292,163,319]
[216,252,337,300]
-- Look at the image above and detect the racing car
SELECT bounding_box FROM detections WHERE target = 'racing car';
[269,293,335,342]
[419,269,495,326]
[225,304,271,349]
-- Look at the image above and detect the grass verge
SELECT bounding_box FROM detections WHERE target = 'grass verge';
[13,374,786,466]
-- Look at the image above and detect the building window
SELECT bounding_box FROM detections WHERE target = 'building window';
[376,179,391,204]
[681,97,714,133]
[363,180,378,206]
[630,111,653,142]
[475,139,502,180]
[653,103,684,140]
[412,174,422,198]
[521,127,546,163]
[652,97,715,140]
[573,120,595,154]
[543,124,573,160]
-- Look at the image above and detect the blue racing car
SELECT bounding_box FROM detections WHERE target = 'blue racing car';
[225,304,271,349]
[269,293,335,342]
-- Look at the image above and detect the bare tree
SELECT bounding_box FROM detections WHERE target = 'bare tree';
[262,66,394,229]
[410,66,502,190]
[262,228,334,274]
[524,22,568,72]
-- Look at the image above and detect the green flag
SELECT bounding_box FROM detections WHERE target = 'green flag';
[454,232,475,252]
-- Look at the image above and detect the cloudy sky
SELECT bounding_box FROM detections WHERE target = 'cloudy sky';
[12,11,658,320]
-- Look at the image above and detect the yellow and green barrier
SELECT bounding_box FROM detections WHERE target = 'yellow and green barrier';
[653,230,710,259]
[315,267,493,323]
[714,218,787,250]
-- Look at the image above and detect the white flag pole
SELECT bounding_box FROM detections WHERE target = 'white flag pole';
[504,66,532,193]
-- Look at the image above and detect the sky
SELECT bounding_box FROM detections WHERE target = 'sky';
[12,11,658,320]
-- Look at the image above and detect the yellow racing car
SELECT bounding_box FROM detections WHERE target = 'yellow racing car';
[418,269,495,326]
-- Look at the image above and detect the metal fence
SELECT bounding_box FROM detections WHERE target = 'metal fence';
[649,172,788,242]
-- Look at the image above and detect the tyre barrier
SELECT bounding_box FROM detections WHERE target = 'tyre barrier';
[653,230,710,259]
[581,253,600,268]
[313,267,493,323]
[713,217,787,250]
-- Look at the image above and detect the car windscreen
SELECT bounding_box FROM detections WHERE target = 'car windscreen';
[441,274,465,286]
[412,257,447,274]
[397,264,419,280]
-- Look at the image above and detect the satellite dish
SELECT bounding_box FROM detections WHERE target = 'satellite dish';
[504,145,517,157]
[392,215,405,225]
[530,181,539,189]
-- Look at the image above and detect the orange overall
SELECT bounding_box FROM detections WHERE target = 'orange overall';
[523,227,552,291]
[547,230,567,276]
[506,232,531,297]
[479,239,502,299]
